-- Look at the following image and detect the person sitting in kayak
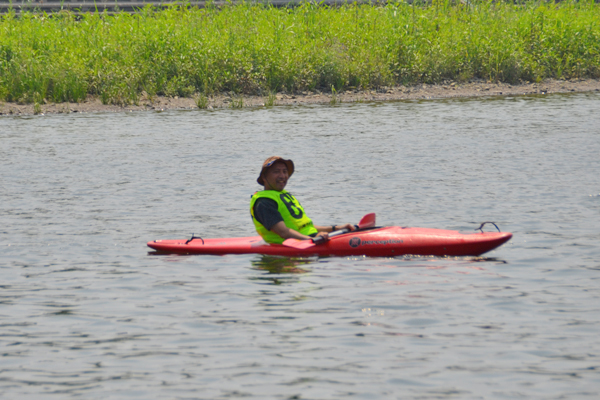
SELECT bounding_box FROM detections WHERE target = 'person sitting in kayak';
[250,156,355,244]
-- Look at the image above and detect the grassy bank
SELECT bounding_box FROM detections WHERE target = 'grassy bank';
[1,1,599,106]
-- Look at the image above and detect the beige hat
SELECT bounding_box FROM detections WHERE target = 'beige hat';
[257,156,295,185]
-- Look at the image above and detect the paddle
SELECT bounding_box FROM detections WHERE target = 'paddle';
[282,213,376,250]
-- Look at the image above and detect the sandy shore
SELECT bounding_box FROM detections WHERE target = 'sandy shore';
[1,78,599,116]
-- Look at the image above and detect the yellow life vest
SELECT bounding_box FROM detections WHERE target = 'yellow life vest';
[250,190,317,244]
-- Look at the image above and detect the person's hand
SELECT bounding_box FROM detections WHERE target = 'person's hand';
[338,223,355,232]
[315,232,329,241]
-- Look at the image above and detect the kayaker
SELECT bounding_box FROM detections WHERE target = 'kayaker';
[250,156,355,244]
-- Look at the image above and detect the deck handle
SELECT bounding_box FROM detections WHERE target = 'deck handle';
[475,222,501,233]
[185,234,205,245]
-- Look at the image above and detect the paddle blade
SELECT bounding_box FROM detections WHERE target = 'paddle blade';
[282,238,317,249]
[358,213,376,229]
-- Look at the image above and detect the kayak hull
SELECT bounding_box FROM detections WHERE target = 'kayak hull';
[147,226,512,257]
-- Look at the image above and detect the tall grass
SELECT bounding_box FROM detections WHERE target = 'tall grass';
[0,1,598,105]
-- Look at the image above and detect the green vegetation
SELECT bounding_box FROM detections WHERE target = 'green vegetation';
[230,95,244,108]
[195,93,209,108]
[265,91,277,107]
[330,85,340,105]
[0,1,599,105]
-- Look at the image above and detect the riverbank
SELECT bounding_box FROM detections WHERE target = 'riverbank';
[2,2,599,109]
[2,78,599,116]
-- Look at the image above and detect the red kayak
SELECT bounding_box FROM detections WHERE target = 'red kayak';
[147,225,512,257]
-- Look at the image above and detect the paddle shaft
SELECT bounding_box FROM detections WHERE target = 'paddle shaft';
[311,225,357,244]
[282,213,376,249]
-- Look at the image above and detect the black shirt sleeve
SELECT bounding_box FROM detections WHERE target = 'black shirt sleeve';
[253,198,284,231]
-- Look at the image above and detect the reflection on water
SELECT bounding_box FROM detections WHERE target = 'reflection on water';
[1,92,599,399]
[251,255,313,276]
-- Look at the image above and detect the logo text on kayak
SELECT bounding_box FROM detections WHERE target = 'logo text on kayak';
[349,238,403,248]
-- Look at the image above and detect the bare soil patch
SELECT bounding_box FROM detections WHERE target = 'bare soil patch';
[2,78,599,117]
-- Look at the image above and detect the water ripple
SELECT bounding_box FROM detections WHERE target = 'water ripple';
[1,93,599,399]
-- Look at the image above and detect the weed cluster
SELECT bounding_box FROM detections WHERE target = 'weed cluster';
[0,1,598,105]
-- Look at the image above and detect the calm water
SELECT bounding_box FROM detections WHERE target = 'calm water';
[1,93,599,399]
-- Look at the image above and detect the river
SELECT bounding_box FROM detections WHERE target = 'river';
[1,92,599,399]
